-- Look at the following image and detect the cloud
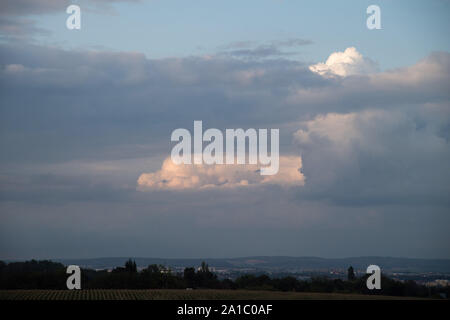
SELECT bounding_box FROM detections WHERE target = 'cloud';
[370,52,450,91]
[137,156,304,191]
[270,38,313,48]
[288,51,450,114]
[0,0,141,39]
[0,0,64,16]
[294,112,360,159]
[220,38,313,51]
[218,38,312,60]
[0,0,141,16]
[0,17,50,40]
[293,109,450,206]
[309,47,378,77]
[0,42,449,258]
[0,42,448,207]
[220,45,291,59]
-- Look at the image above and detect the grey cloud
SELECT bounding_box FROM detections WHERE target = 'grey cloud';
[0,171,137,205]
[0,45,448,188]
[0,17,50,39]
[0,0,141,39]
[0,0,66,16]
[287,52,450,115]
[270,38,314,47]
[220,38,313,50]
[0,43,321,166]
[219,45,292,59]
[218,40,257,50]
[1,196,449,259]
[293,109,450,207]
[0,43,449,259]
[218,38,313,59]
[0,0,141,16]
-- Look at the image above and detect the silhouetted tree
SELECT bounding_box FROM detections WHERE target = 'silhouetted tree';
[125,259,137,273]
[347,266,356,281]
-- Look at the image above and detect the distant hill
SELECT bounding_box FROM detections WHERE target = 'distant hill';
[50,256,450,273]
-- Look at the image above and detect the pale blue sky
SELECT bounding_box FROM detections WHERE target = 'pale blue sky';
[33,0,450,69]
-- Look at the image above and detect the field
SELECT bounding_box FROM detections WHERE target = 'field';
[0,289,422,300]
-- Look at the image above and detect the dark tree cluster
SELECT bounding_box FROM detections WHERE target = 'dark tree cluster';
[0,259,448,299]
[0,260,67,289]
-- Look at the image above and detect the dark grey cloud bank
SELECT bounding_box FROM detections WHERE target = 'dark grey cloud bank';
[0,40,449,259]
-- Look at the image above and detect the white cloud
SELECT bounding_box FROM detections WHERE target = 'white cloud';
[309,47,378,77]
[293,109,450,201]
[294,112,360,151]
[137,156,304,191]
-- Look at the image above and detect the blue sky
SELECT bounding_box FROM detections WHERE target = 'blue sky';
[32,0,450,69]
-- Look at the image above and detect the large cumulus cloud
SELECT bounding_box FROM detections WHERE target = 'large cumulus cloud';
[294,109,450,206]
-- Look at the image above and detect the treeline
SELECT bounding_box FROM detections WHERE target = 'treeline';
[0,259,448,298]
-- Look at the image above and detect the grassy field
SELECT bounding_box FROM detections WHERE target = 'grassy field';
[0,289,423,300]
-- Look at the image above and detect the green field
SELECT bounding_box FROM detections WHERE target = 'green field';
[0,289,424,300]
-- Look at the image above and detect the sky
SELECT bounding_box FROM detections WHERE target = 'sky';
[0,0,449,260]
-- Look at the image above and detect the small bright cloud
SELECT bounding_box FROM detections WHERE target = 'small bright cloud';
[309,47,378,77]
[137,156,305,191]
